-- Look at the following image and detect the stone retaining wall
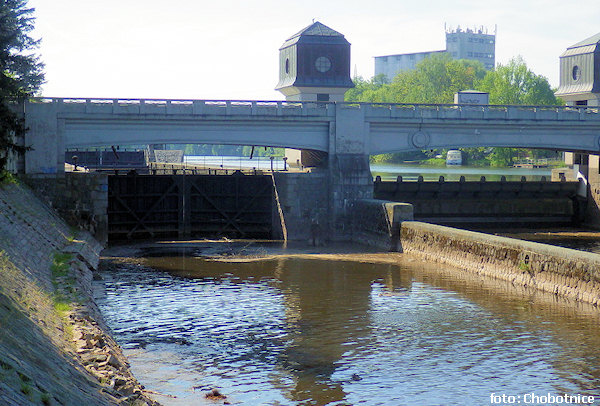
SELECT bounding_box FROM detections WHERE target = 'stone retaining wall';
[20,172,108,244]
[0,181,157,405]
[350,199,413,250]
[399,221,600,306]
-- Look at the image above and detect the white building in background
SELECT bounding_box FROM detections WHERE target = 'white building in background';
[375,25,496,81]
[374,50,447,81]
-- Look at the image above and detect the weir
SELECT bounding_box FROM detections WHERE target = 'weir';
[374,176,584,227]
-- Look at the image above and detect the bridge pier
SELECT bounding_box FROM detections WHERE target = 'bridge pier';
[24,100,64,175]
[328,154,373,239]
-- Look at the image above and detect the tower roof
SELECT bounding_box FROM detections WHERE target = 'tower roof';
[280,21,349,49]
[568,32,600,49]
[560,32,600,58]
[290,21,345,38]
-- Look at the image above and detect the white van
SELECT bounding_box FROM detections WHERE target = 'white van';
[446,150,463,166]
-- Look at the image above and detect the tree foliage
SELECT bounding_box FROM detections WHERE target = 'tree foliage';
[347,54,561,166]
[0,0,44,177]
[477,56,560,106]
[346,53,486,104]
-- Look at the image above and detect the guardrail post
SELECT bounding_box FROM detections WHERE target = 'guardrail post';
[192,100,204,115]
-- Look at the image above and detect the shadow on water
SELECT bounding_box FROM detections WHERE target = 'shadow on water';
[134,253,411,405]
[96,241,600,405]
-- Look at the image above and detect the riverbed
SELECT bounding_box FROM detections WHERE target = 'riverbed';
[95,241,600,406]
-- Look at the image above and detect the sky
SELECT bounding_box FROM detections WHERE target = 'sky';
[27,0,600,101]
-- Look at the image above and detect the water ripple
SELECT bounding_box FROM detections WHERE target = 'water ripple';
[94,256,600,405]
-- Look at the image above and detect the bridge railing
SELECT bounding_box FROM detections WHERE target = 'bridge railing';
[27,97,337,118]
[26,97,600,121]
[340,102,599,121]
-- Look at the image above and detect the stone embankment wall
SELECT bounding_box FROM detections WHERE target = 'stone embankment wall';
[399,221,600,306]
[21,173,109,244]
[0,181,157,405]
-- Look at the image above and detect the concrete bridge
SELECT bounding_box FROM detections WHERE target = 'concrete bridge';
[21,97,600,240]
[23,97,600,174]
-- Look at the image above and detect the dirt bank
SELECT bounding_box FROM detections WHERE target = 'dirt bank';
[0,181,159,405]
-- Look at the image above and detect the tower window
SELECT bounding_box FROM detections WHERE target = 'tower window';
[572,65,581,81]
[317,94,329,102]
[285,58,290,74]
[315,56,332,73]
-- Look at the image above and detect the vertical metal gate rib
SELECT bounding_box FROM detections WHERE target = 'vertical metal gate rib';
[107,173,273,241]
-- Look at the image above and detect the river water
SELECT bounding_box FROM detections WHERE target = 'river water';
[95,242,600,406]
[184,156,554,182]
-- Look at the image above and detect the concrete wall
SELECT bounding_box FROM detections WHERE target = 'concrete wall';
[350,199,413,250]
[374,178,583,226]
[274,171,330,243]
[23,101,63,175]
[399,221,600,306]
[20,173,108,244]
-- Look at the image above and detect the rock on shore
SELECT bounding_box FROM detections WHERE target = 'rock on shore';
[0,181,159,406]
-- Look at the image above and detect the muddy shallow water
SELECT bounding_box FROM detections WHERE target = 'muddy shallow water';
[95,241,600,405]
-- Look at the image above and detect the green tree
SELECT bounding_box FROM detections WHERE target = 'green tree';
[0,0,44,178]
[347,54,486,163]
[477,56,560,105]
[346,54,486,105]
[477,56,562,164]
[348,54,563,165]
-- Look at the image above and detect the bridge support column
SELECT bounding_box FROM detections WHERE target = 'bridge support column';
[328,154,373,239]
[326,104,373,240]
[24,100,63,175]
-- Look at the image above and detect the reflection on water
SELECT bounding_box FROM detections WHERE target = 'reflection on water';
[94,250,600,405]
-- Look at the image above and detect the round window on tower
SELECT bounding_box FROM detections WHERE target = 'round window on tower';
[315,56,332,73]
[285,58,290,74]
[572,65,581,81]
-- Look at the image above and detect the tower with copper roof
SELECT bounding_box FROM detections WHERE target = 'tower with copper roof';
[276,21,354,102]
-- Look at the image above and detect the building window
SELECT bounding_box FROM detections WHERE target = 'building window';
[409,54,415,60]
[467,52,473,57]
[317,94,329,102]
[572,65,581,81]
[315,56,332,73]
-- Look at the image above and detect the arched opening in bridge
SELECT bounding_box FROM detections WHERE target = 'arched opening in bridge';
[368,148,565,183]
[68,143,305,243]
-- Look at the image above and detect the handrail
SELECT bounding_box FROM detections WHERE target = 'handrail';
[25,97,595,112]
